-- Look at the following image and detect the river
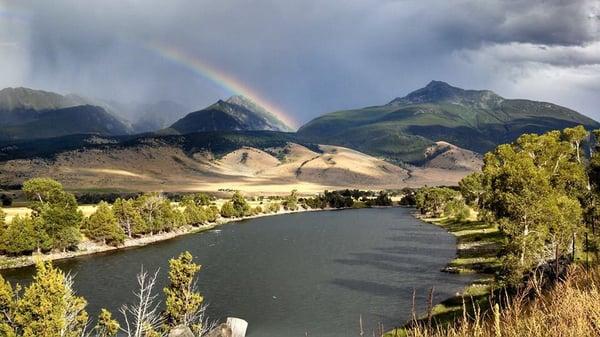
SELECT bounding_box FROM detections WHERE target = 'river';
[1,207,475,337]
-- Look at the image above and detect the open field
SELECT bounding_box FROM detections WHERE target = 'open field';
[0,142,481,194]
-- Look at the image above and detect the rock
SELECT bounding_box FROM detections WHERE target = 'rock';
[205,323,233,337]
[226,317,248,337]
[168,325,194,337]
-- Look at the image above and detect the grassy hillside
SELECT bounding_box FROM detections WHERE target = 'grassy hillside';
[298,81,600,163]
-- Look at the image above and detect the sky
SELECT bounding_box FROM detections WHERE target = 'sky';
[1,0,599,127]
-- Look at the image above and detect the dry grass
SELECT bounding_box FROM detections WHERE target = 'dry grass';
[396,266,600,337]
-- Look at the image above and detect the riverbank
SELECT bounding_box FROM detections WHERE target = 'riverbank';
[0,206,322,270]
[385,213,504,336]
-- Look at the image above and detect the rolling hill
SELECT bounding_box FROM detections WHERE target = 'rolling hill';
[297,81,600,163]
[167,95,293,134]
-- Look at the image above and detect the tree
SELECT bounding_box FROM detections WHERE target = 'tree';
[22,178,65,210]
[282,190,298,211]
[22,178,82,251]
[474,128,589,284]
[163,252,203,329]
[0,216,37,255]
[13,262,88,337]
[0,274,16,337]
[231,191,250,217]
[113,198,146,238]
[415,187,459,217]
[192,193,212,206]
[562,125,588,164]
[444,199,470,220]
[94,309,120,337]
[220,202,236,218]
[458,172,484,207]
[82,202,125,246]
[182,196,207,225]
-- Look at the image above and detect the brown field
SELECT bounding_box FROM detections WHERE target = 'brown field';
[0,142,482,194]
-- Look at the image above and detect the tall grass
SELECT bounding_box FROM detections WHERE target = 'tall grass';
[402,266,600,337]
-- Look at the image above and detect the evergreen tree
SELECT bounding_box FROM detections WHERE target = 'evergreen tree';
[231,191,251,217]
[83,202,125,246]
[13,262,88,337]
[220,201,236,218]
[94,308,120,337]
[182,196,207,225]
[163,251,203,329]
[0,274,16,337]
[113,197,146,238]
[22,178,82,251]
[0,215,37,255]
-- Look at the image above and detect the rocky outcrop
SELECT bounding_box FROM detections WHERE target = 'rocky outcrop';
[205,323,233,337]
[168,325,195,337]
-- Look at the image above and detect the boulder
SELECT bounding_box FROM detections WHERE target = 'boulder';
[168,325,194,337]
[205,323,233,337]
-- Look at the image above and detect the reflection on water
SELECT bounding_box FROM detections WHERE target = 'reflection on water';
[1,208,475,337]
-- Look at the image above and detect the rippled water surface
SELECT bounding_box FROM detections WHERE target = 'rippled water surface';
[2,208,475,337]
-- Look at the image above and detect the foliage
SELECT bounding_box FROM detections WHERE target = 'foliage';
[220,201,236,218]
[163,252,203,329]
[94,309,120,337]
[415,187,460,217]
[231,191,251,217]
[0,215,38,255]
[9,262,88,337]
[22,178,82,252]
[282,190,299,211]
[468,127,590,285]
[82,202,125,246]
[458,172,484,207]
[112,198,145,238]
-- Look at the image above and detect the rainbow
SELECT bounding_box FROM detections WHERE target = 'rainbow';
[147,41,298,129]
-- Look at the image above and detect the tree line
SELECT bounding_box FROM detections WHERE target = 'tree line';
[0,181,396,257]
[415,126,600,285]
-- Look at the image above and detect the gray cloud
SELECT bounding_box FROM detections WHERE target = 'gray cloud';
[1,0,599,124]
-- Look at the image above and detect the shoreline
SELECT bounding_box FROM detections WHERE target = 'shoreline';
[0,206,328,271]
[384,212,501,336]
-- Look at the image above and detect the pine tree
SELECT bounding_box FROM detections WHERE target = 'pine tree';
[83,201,125,246]
[94,308,120,337]
[0,274,16,337]
[22,178,83,251]
[220,201,236,218]
[113,197,146,237]
[163,251,203,329]
[13,262,88,337]
[1,215,37,255]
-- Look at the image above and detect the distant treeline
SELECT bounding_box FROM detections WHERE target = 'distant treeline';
[0,181,397,257]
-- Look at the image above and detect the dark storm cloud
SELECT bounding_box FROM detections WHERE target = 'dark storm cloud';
[1,0,599,124]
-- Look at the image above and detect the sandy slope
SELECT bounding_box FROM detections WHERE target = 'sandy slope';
[0,142,479,193]
[422,141,483,171]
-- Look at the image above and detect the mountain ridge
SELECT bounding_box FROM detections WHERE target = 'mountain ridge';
[297,80,599,162]
[167,95,293,134]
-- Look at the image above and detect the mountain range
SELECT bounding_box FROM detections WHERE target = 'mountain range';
[297,81,600,162]
[0,81,598,191]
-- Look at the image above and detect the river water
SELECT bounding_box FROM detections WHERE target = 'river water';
[1,208,475,337]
